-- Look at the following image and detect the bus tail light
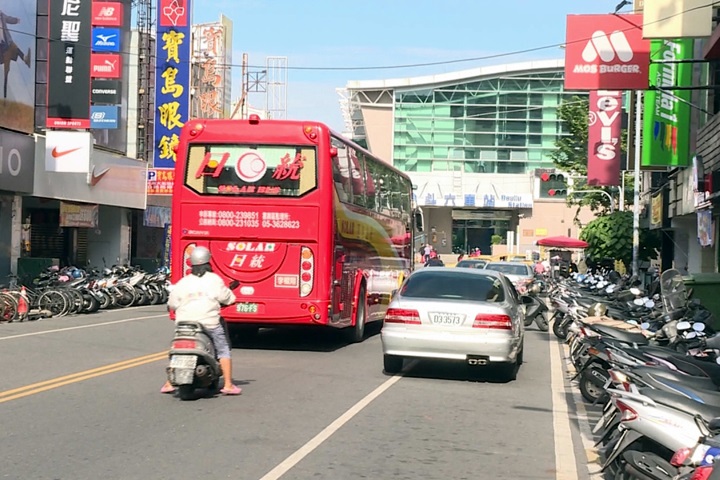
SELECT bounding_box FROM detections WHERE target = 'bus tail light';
[300,247,314,297]
[182,244,197,277]
[303,125,319,142]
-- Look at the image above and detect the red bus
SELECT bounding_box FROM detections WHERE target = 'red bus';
[170,116,418,342]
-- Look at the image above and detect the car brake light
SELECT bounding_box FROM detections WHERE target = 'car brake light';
[615,400,638,422]
[690,466,713,480]
[473,314,512,330]
[172,340,197,349]
[300,247,314,297]
[385,308,421,324]
[671,447,692,467]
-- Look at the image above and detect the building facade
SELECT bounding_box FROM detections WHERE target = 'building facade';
[341,59,594,255]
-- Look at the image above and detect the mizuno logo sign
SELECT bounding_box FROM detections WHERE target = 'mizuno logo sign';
[582,31,633,63]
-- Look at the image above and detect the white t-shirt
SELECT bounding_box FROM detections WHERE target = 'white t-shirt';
[167,272,236,328]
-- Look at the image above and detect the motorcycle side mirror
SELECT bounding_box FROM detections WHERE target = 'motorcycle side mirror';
[633,298,644,306]
[694,323,707,332]
[641,322,650,330]
[645,300,655,309]
[630,287,642,296]
[229,280,240,290]
[677,321,692,330]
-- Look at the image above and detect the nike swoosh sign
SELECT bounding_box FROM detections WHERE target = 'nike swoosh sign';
[89,167,111,186]
[51,147,82,158]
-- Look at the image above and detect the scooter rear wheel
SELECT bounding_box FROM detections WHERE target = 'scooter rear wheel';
[177,385,195,401]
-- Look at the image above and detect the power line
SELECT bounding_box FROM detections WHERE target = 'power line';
[7,0,717,72]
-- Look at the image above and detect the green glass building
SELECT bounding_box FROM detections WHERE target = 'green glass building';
[340,60,591,255]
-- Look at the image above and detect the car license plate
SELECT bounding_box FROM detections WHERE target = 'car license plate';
[430,312,464,326]
[169,355,197,369]
[236,303,258,314]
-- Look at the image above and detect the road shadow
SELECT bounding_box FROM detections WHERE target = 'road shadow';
[396,358,517,384]
[230,322,382,353]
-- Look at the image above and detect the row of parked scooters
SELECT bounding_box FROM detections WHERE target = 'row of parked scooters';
[549,268,720,479]
[1,265,170,321]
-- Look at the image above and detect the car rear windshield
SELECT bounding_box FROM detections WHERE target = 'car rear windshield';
[484,264,530,276]
[400,271,505,302]
[457,260,486,269]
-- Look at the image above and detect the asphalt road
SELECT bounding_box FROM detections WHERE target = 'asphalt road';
[0,305,594,480]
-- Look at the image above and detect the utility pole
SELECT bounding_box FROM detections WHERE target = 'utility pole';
[229,53,248,119]
[632,91,643,276]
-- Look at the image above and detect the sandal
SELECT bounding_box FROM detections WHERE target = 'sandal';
[220,385,242,395]
[160,384,176,394]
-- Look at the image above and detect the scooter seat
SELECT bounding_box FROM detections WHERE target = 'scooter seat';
[630,366,719,394]
[640,388,720,422]
[640,347,720,384]
[591,325,649,345]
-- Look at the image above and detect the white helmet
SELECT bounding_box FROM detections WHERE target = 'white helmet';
[189,246,211,266]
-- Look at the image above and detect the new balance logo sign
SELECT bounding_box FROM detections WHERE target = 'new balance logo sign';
[572,29,640,75]
[98,7,115,16]
[582,31,633,62]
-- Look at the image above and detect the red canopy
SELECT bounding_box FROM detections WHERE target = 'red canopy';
[536,236,589,249]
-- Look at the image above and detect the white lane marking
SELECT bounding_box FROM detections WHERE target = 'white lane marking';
[0,314,167,341]
[550,335,579,480]
[259,374,404,480]
[561,343,604,478]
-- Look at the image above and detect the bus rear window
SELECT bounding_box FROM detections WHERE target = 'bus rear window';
[185,144,317,197]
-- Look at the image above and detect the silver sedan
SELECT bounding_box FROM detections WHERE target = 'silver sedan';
[381,267,526,380]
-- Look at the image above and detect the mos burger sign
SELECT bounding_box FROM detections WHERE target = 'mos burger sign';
[564,14,651,90]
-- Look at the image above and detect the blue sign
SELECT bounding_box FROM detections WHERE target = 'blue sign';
[153,0,192,169]
[90,105,119,129]
[92,28,121,52]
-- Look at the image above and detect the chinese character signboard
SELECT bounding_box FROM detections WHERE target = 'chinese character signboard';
[60,202,99,228]
[47,0,92,129]
[147,168,175,194]
[191,19,231,119]
[564,14,651,90]
[154,0,191,169]
[587,90,623,186]
[641,39,693,167]
[0,1,36,133]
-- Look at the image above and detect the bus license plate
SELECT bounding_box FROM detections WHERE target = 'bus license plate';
[237,303,258,314]
[169,355,197,369]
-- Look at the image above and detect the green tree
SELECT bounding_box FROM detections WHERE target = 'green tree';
[579,211,660,270]
[549,96,633,218]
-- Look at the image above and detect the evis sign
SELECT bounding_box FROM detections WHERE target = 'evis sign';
[587,90,623,186]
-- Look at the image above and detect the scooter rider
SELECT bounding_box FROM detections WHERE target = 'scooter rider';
[161,246,242,395]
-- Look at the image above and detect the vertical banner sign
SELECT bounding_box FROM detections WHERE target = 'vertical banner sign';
[587,90,623,186]
[641,39,693,167]
[47,0,92,128]
[154,0,191,169]
[564,14,651,90]
[163,223,172,268]
[191,23,225,118]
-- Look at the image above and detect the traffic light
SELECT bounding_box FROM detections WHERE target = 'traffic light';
[540,172,568,198]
